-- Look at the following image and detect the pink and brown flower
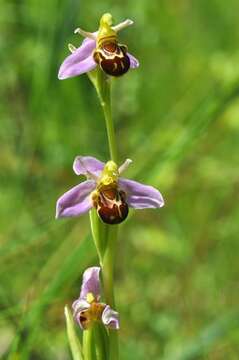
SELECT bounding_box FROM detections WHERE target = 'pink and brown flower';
[58,13,139,79]
[56,156,164,224]
[73,267,119,330]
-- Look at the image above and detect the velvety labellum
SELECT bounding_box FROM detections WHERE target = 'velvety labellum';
[93,185,129,224]
[93,41,130,76]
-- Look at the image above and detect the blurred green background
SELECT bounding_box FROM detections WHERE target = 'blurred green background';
[1,0,239,359]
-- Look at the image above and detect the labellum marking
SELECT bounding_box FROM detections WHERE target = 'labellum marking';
[92,184,129,224]
[93,41,130,77]
[79,310,90,329]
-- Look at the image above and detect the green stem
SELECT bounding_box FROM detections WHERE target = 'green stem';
[101,94,118,163]
[108,331,119,360]
[94,323,109,360]
[83,328,96,360]
[100,226,119,360]
[93,69,118,163]
[89,69,119,360]
[101,227,118,308]
[90,214,119,360]
[89,209,114,306]
[98,75,119,359]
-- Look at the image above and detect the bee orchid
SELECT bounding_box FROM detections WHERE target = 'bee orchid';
[72,267,119,330]
[56,156,164,225]
[58,13,139,79]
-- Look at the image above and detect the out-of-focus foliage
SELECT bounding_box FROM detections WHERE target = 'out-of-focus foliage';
[1,0,239,359]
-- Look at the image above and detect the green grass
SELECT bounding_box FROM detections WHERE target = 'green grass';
[1,0,239,358]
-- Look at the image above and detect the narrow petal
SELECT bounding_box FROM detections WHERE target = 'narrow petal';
[112,19,134,32]
[118,178,164,209]
[56,180,95,218]
[118,158,133,175]
[74,28,97,40]
[102,305,120,330]
[73,156,105,177]
[80,267,101,301]
[128,53,139,69]
[58,38,97,79]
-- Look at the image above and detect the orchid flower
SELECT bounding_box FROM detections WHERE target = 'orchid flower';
[56,156,164,224]
[72,267,119,330]
[58,13,139,79]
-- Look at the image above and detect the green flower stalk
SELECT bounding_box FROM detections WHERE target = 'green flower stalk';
[57,12,164,360]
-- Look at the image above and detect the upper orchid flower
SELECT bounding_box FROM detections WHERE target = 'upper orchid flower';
[72,267,119,330]
[56,156,164,225]
[58,13,139,79]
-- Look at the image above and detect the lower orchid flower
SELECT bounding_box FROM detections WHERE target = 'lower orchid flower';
[58,13,139,79]
[56,156,164,225]
[72,267,119,330]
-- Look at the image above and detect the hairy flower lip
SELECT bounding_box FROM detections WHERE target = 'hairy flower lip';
[72,267,120,330]
[58,16,139,80]
[56,156,164,221]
